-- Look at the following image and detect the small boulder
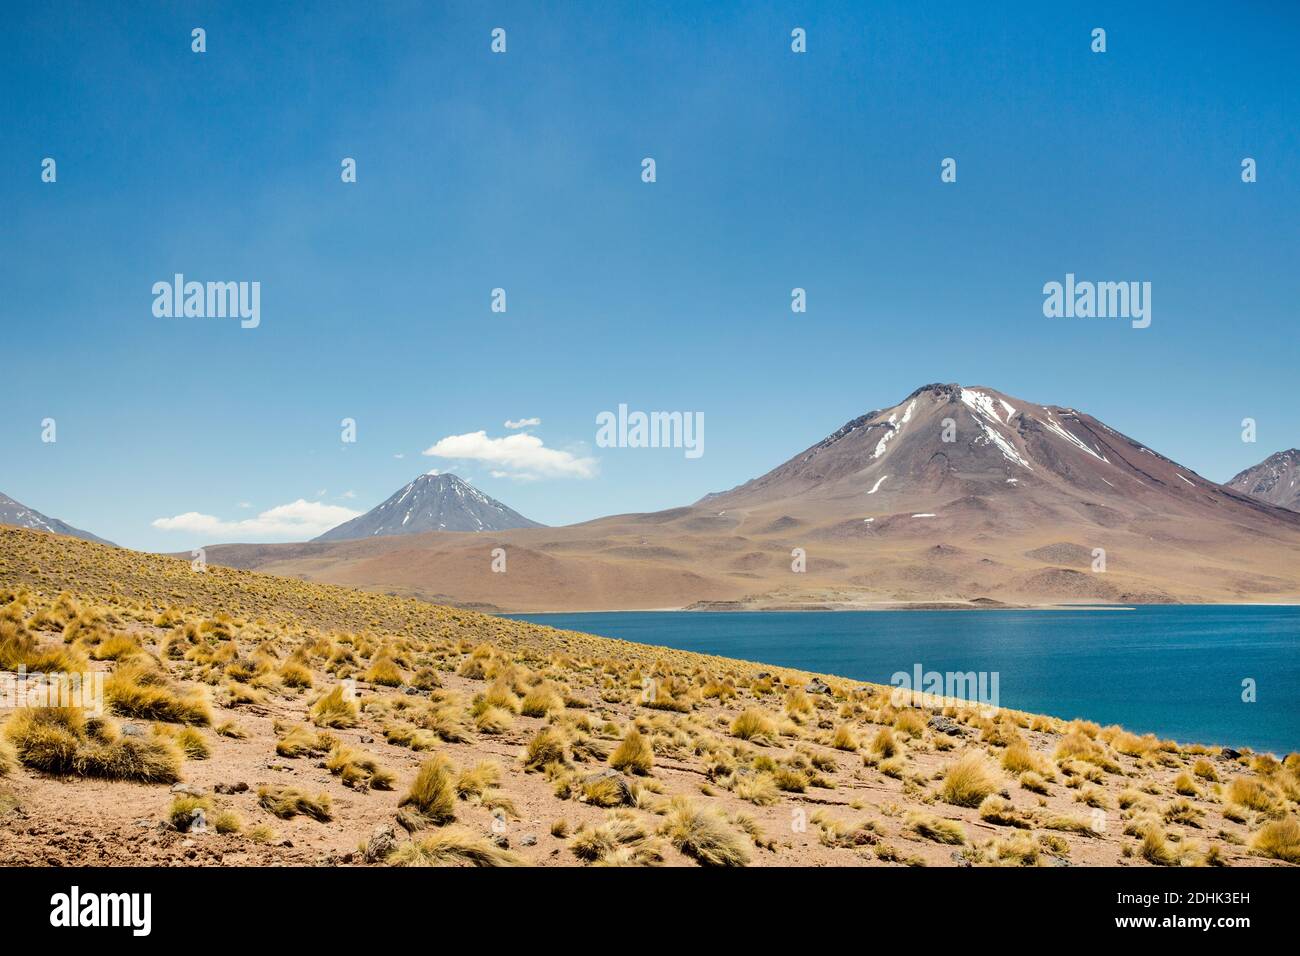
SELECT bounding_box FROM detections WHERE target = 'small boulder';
[363,824,399,864]
[805,677,832,695]
[928,715,964,736]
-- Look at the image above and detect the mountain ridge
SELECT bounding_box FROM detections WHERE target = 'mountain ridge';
[0,491,115,546]
[1227,449,1300,512]
[191,383,1300,611]
[313,472,543,541]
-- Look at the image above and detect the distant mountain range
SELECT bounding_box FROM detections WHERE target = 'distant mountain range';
[197,383,1300,612]
[0,491,114,545]
[314,472,543,541]
[1227,449,1300,512]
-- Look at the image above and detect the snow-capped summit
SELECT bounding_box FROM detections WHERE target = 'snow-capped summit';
[0,491,114,545]
[313,473,543,541]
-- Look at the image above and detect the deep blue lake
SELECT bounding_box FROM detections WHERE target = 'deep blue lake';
[510,606,1299,755]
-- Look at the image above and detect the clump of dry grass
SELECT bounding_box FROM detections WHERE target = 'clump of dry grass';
[257,785,332,821]
[830,724,859,751]
[905,810,965,844]
[1019,770,1049,794]
[1226,777,1282,817]
[0,618,86,673]
[570,810,665,866]
[0,735,17,776]
[309,684,359,728]
[397,754,457,828]
[278,659,313,689]
[90,633,142,661]
[246,823,277,843]
[105,662,211,725]
[520,685,564,718]
[731,708,776,744]
[1137,822,1178,866]
[160,725,210,760]
[1249,818,1300,863]
[473,704,514,734]
[365,653,404,687]
[275,723,334,758]
[449,759,495,798]
[579,771,636,807]
[523,727,567,771]
[213,810,243,834]
[4,707,182,783]
[733,771,779,806]
[326,744,395,790]
[871,727,899,758]
[390,827,527,867]
[811,809,878,848]
[168,794,212,831]
[609,728,654,775]
[940,751,1001,808]
[659,796,749,866]
[1001,740,1048,776]
[978,795,1031,828]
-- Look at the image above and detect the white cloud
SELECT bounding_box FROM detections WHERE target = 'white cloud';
[504,417,541,430]
[152,499,362,541]
[338,490,357,499]
[423,431,596,480]
[393,453,405,459]
[237,502,252,509]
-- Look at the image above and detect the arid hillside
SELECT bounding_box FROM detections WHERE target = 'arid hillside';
[1,526,1297,868]
[202,384,1300,612]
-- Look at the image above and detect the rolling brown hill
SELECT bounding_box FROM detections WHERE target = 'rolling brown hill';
[199,384,1300,611]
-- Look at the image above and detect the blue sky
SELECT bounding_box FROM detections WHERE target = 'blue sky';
[2,1,1297,551]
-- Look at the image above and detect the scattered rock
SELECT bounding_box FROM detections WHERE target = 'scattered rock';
[579,769,635,806]
[119,723,147,738]
[170,783,206,797]
[805,677,832,695]
[519,834,538,847]
[928,715,964,736]
[359,735,374,744]
[214,781,249,795]
[363,824,399,864]
[1220,748,1242,761]
[491,834,510,849]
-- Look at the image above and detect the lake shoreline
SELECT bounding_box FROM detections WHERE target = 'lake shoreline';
[509,605,1300,755]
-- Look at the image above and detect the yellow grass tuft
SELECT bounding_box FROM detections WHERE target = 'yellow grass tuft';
[940,751,1001,808]
[257,785,332,821]
[730,708,776,743]
[570,809,665,866]
[4,707,182,783]
[326,744,395,790]
[390,827,527,867]
[309,684,359,728]
[659,796,749,867]
[523,727,567,771]
[398,754,457,828]
[609,728,654,775]
[1249,818,1300,863]
[905,810,966,844]
[105,662,211,725]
